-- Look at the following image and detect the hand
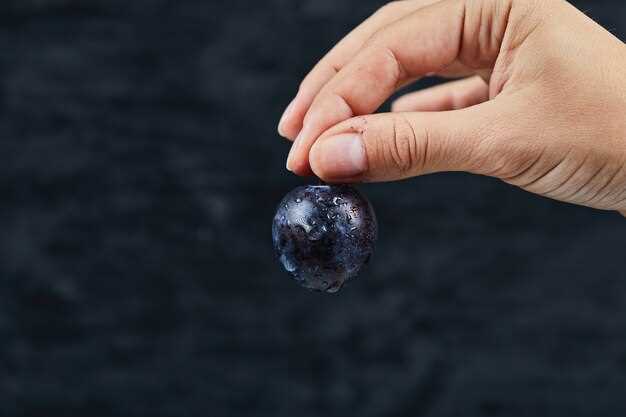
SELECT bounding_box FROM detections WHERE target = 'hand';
[277,0,626,215]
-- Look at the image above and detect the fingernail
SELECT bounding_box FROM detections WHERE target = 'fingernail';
[278,98,296,137]
[314,133,367,178]
[286,131,302,171]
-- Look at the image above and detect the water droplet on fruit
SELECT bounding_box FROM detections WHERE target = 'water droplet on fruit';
[279,254,297,273]
[295,198,302,203]
[333,197,343,205]
[308,225,325,241]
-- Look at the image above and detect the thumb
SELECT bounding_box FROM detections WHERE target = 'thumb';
[309,102,509,183]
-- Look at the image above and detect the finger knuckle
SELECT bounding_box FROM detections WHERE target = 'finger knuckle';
[459,0,509,68]
[363,29,384,49]
[485,139,544,181]
[377,115,423,175]
[600,175,626,210]
[361,45,404,91]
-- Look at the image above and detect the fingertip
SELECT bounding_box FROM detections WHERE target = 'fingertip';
[390,97,409,112]
[277,122,290,139]
[309,133,368,182]
[278,96,305,140]
[308,142,323,177]
[308,138,330,180]
[288,159,313,177]
[286,93,357,176]
[278,119,299,142]
[278,118,302,141]
[286,145,312,176]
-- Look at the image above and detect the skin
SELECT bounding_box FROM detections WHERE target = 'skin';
[277,0,626,217]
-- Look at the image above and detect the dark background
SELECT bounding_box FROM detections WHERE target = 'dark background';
[1,0,626,416]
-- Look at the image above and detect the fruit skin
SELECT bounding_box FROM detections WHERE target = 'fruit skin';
[272,185,377,293]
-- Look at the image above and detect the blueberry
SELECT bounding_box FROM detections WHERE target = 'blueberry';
[272,185,377,293]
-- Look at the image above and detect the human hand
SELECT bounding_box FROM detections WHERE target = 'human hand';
[278,0,626,215]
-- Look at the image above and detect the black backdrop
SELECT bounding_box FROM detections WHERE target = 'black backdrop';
[1,1,626,416]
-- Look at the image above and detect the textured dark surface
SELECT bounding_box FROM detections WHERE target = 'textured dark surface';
[1,0,626,416]
[272,185,377,293]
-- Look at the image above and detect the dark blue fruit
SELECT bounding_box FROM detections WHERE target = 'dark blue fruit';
[272,185,377,293]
